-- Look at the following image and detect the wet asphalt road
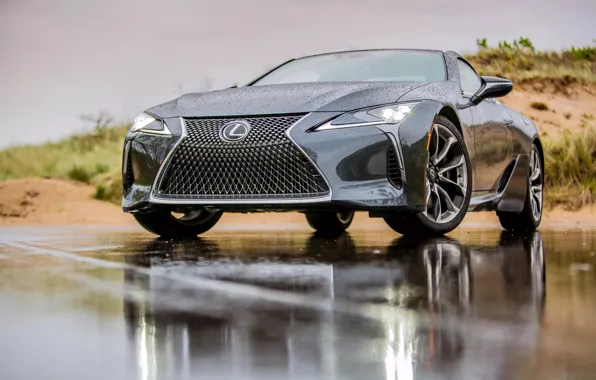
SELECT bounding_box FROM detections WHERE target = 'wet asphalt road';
[0,227,595,380]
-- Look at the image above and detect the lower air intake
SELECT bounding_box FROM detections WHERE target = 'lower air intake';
[387,147,402,189]
[156,115,330,200]
[122,141,134,190]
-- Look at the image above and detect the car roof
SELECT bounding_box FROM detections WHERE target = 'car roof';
[294,48,456,60]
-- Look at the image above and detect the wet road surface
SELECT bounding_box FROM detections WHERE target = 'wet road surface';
[1,227,595,380]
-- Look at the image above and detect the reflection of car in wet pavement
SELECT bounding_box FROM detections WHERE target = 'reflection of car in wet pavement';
[123,231,545,379]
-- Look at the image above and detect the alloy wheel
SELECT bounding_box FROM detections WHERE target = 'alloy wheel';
[423,123,468,224]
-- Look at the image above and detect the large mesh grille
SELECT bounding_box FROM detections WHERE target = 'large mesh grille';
[156,115,330,200]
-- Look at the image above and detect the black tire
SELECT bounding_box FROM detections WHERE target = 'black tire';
[134,209,223,239]
[498,144,543,231]
[305,211,354,237]
[384,116,472,237]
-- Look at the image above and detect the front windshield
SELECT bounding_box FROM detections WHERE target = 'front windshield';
[251,50,446,86]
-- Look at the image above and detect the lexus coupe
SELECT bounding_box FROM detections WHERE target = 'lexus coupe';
[122,49,544,237]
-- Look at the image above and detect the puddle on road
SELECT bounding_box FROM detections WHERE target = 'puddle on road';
[0,228,595,379]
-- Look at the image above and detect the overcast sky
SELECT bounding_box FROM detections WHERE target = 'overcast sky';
[1,0,595,147]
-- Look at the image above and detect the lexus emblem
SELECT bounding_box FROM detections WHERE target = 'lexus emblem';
[220,120,251,142]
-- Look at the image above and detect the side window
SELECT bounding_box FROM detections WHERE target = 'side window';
[457,60,481,95]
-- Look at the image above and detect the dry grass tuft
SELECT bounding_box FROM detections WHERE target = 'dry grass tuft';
[544,127,596,210]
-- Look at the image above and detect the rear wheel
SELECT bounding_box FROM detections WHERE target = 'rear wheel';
[134,209,223,238]
[384,116,472,237]
[498,144,543,231]
[305,211,354,237]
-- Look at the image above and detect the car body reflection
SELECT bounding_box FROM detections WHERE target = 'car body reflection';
[123,232,545,380]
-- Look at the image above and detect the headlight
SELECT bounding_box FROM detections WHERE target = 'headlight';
[131,113,171,135]
[315,102,419,131]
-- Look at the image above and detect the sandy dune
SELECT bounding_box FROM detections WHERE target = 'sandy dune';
[501,83,596,137]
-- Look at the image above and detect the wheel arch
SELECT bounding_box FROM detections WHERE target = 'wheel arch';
[533,136,545,170]
[438,105,463,136]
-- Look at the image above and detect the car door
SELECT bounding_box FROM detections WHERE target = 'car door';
[457,59,513,192]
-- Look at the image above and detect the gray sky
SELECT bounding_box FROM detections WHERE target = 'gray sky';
[1,0,595,147]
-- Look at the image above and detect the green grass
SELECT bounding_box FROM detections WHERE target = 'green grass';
[0,124,128,184]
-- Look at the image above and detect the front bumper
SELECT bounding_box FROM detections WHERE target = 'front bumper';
[122,101,443,213]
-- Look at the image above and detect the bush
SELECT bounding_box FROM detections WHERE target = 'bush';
[566,46,596,61]
[67,165,93,183]
[66,163,113,184]
[94,163,110,175]
[93,173,122,205]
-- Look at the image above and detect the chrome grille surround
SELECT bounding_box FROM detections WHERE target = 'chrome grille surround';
[150,114,332,204]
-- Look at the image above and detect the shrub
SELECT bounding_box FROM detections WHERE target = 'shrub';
[93,173,122,205]
[67,165,93,183]
[94,163,110,175]
[566,46,596,61]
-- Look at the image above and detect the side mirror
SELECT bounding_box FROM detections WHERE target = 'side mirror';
[471,76,513,104]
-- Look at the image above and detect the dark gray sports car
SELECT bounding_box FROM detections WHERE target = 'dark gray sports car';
[122,49,544,237]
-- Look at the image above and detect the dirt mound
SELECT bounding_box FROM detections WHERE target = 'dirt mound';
[0,178,135,226]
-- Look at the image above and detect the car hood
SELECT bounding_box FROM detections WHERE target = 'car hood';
[146,82,430,118]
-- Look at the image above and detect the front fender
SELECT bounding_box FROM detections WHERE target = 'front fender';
[122,117,184,210]
[376,100,445,207]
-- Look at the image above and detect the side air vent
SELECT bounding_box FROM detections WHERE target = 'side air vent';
[497,159,517,193]
[122,141,134,190]
[387,147,402,189]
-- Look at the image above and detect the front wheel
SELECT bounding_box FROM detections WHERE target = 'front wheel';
[134,209,223,238]
[305,211,354,237]
[384,116,472,237]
